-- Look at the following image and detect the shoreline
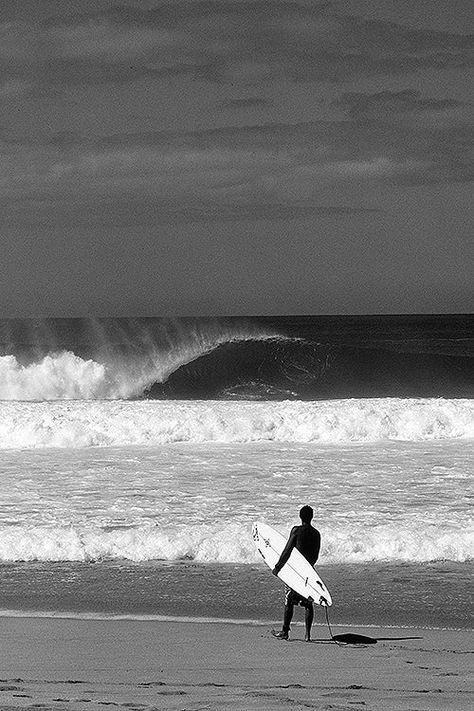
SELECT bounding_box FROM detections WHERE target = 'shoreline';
[0,608,472,633]
[0,616,472,710]
[1,559,472,630]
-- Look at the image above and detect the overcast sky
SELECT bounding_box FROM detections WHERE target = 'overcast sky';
[1,0,473,316]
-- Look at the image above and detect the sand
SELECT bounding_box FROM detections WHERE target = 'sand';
[0,616,472,710]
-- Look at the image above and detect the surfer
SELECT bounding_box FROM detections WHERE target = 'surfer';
[272,505,321,642]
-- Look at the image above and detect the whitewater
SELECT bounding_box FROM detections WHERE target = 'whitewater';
[1,398,474,449]
[0,402,472,566]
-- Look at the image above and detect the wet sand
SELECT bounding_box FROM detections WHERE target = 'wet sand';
[0,616,472,710]
[1,560,472,630]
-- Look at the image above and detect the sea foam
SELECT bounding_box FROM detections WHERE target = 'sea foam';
[0,518,471,563]
[0,398,473,449]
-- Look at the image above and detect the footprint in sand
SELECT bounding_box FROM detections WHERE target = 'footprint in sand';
[435,672,459,676]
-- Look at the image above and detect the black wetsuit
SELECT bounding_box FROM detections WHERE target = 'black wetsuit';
[273,521,321,638]
[273,523,321,575]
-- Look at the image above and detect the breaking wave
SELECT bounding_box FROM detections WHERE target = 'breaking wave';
[1,398,473,449]
[0,518,471,563]
[0,337,319,401]
[0,318,290,400]
[0,316,473,401]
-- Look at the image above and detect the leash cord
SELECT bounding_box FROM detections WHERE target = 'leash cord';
[324,604,339,644]
[324,605,377,647]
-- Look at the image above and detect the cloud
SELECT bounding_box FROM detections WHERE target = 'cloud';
[0,116,470,227]
[1,1,473,90]
[334,90,464,120]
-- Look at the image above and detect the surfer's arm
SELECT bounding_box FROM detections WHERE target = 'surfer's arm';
[272,528,297,575]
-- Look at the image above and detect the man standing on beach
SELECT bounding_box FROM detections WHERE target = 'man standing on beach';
[272,505,321,641]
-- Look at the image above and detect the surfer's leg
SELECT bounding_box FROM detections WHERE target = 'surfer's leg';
[283,602,294,634]
[272,604,292,640]
[304,602,314,641]
[282,587,296,635]
[273,589,294,639]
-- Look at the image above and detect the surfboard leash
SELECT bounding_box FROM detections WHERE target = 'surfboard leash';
[324,605,378,647]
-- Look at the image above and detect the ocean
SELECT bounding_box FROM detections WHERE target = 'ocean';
[0,315,473,631]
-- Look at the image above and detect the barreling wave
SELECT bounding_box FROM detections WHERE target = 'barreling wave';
[0,317,286,400]
[1,398,473,449]
[0,315,473,401]
[0,337,320,401]
[0,518,471,563]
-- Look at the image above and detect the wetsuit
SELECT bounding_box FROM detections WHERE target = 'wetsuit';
[273,523,321,637]
[273,522,321,575]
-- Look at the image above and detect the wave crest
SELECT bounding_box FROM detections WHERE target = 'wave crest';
[0,336,300,401]
[1,316,473,402]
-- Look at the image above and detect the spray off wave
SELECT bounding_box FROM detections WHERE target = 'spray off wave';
[1,398,474,449]
[0,317,300,401]
[0,336,291,401]
[1,315,473,401]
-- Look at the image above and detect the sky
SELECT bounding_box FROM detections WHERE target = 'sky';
[0,0,473,316]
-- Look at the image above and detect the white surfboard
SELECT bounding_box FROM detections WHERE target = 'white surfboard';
[252,520,332,607]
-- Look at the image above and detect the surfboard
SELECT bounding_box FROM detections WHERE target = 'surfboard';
[252,520,332,607]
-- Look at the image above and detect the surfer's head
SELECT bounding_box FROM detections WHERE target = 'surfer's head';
[299,505,313,523]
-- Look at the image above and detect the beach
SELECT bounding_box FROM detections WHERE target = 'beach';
[0,616,472,710]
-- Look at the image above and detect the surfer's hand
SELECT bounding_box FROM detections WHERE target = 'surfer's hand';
[272,567,278,576]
